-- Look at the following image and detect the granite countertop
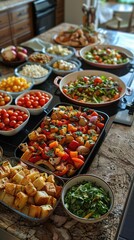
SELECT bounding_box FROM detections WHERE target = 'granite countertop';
[0,0,34,11]
[0,23,134,240]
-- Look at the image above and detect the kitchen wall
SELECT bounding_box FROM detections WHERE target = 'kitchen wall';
[64,0,100,28]
[64,0,84,25]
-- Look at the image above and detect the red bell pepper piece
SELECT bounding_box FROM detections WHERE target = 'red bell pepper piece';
[29,155,41,163]
[96,122,105,129]
[68,140,80,151]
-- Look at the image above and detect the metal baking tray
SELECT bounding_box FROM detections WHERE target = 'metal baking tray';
[14,103,109,180]
[0,157,64,223]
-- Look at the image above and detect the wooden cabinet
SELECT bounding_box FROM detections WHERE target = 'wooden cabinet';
[9,3,34,44]
[0,3,34,48]
[0,11,12,47]
[55,0,64,25]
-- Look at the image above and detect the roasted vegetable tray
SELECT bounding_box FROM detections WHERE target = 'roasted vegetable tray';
[0,157,64,223]
[14,103,109,180]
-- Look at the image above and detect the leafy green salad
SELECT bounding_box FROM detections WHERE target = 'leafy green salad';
[62,75,122,104]
[64,181,111,219]
[84,46,128,65]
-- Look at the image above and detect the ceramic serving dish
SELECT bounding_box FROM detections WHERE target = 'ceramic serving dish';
[54,70,126,107]
[0,74,34,99]
[80,44,133,69]
[15,89,53,115]
[50,58,81,76]
[61,174,114,223]
[14,62,52,85]
[44,44,76,60]
[0,105,30,136]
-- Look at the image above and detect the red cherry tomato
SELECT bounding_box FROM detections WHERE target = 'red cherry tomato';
[17,91,50,109]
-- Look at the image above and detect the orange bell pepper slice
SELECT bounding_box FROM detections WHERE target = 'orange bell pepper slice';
[70,151,78,158]
[71,157,84,169]
[49,141,59,149]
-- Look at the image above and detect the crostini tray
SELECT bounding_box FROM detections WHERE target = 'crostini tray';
[14,103,109,181]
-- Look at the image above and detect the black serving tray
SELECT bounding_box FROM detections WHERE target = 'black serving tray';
[14,102,109,181]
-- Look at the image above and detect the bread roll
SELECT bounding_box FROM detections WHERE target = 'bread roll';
[25,182,37,196]
[46,174,55,183]
[0,168,8,178]
[3,192,15,206]
[5,183,16,195]
[47,196,57,207]
[33,176,45,190]
[0,177,9,189]
[27,171,40,182]
[43,182,56,196]
[1,161,12,176]
[21,176,31,186]
[15,184,25,195]
[10,165,24,178]
[12,172,24,184]
[40,204,53,218]
[14,192,28,210]
[28,205,41,218]
[34,191,49,205]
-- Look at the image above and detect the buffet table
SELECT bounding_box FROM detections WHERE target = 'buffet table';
[0,23,134,240]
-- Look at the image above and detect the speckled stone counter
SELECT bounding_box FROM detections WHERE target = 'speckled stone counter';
[0,23,134,240]
[0,0,34,11]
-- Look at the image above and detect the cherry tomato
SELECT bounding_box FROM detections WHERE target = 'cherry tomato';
[0,122,5,130]
[10,120,17,127]
[16,91,50,109]
[0,107,29,131]
[22,114,29,121]
[17,115,23,121]
[39,98,46,106]
[4,118,10,125]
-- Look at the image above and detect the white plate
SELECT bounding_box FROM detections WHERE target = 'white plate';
[80,44,133,69]
[53,32,105,49]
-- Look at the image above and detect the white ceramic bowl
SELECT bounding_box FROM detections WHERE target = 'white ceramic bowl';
[61,174,114,224]
[80,44,133,69]
[0,105,30,136]
[28,51,55,66]
[50,58,82,76]
[0,90,13,107]
[0,74,33,99]
[15,89,53,115]
[14,62,52,85]
[44,44,76,60]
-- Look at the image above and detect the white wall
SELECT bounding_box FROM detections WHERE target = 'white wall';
[64,0,100,28]
[64,0,84,25]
